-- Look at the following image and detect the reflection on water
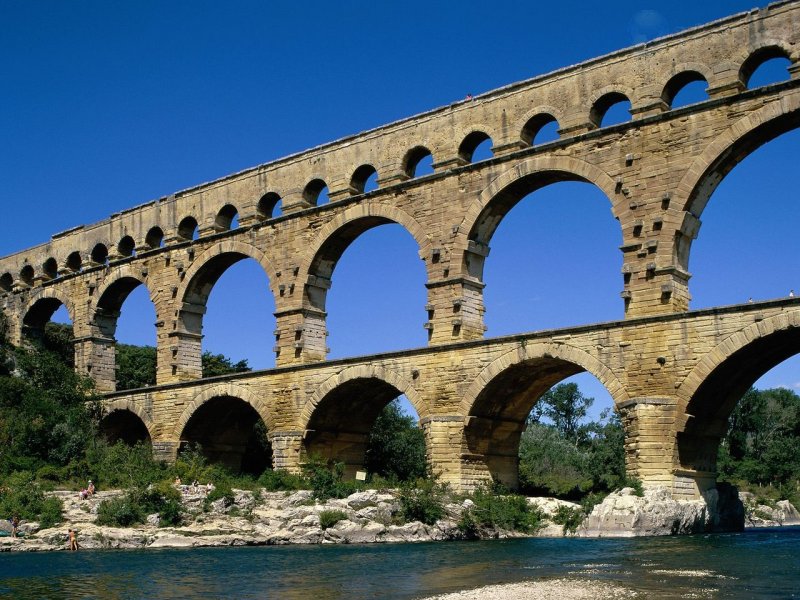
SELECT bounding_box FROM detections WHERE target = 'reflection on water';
[0,527,798,599]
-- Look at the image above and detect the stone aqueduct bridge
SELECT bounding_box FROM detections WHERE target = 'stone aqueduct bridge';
[1,3,799,499]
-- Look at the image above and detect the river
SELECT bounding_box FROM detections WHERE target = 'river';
[1,527,798,599]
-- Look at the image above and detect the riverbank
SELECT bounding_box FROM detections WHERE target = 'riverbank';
[1,486,797,552]
[0,486,575,552]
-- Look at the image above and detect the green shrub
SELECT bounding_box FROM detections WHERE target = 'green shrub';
[258,469,306,492]
[96,495,144,527]
[319,509,348,530]
[0,471,62,527]
[398,478,446,525]
[204,481,235,510]
[551,504,585,534]
[38,496,63,529]
[97,482,183,527]
[459,486,543,535]
[302,456,357,501]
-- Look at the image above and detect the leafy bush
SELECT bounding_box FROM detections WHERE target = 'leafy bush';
[302,456,357,501]
[0,472,62,527]
[551,504,585,534]
[204,481,235,510]
[86,441,169,490]
[319,509,348,530]
[398,478,446,525]
[97,482,183,527]
[460,486,543,534]
[258,469,306,492]
[96,495,143,527]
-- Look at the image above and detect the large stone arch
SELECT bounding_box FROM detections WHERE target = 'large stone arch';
[99,398,154,445]
[458,340,627,489]
[299,364,424,476]
[21,287,76,337]
[300,364,426,429]
[454,155,620,280]
[297,202,430,313]
[673,308,800,492]
[460,340,628,418]
[174,382,273,473]
[298,203,430,280]
[176,239,278,306]
[676,90,800,218]
[676,309,800,419]
[173,382,273,438]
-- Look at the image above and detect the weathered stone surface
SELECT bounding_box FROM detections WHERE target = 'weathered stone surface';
[579,487,713,537]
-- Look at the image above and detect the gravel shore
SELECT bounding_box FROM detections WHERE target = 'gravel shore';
[422,579,638,599]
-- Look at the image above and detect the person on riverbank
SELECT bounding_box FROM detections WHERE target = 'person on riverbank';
[68,529,78,551]
[11,515,19,539]
[87,480,95,496]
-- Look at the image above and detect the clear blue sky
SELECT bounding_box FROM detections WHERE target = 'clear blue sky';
[1,1,797,418]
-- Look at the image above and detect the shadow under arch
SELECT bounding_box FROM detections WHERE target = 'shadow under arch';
[455,155,620,282]
[175,382,273,474]
[674,309,800,492]
[99,399,154,446]
[300,365,424,476]
[460,341,627,489]
[297,204,430,314]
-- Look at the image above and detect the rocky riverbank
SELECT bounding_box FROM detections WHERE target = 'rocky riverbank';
[1,486,796,552]
[0,486,576,552]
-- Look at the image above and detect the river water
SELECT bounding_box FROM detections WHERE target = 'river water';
[0,527,798,599]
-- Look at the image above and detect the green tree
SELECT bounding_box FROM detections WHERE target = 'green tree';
[202,352,250,378]
[529,383,593,444]
[364,400,426,482]
[116,344,157,390]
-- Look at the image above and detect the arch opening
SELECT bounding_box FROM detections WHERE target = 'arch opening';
[202,257,276,372]
[678,328,800,494]
[350,164,379,194]
[458,131,493,163]
[65,251,82,273]
[305,378,423,480]
[320,221,427,357]
[99,409,151,447]
[42,257,58,280]
[97,278,158,391]
[215,204,239,231]
[466,358,619,492]
[685,123,800,308]
[404,146,434,178]
[22,299,74,367]
[145,227,164,249]
[740,47,793,89]
[590,92,632,128]
[178,216,199,242]
[662,71,709,109]
[0,273,13,292]
[19,265,34,287]
[117,236,136,258]
[303,179,330,206]
[180,396,272,475]
[257,192,282,220]
[90,243,109,266]
[522,114,560,146]
[469,175,622,332]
